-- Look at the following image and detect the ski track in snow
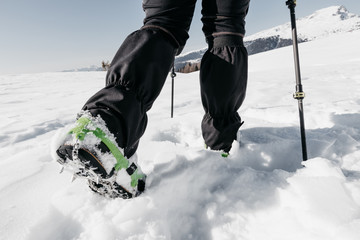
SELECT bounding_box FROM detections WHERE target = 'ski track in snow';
[1,31,360,239]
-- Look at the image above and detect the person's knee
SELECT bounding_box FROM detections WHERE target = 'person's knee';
[142,0,197,54]
[201,0,250,40]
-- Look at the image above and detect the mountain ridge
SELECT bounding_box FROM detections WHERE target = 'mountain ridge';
[64,6,360,73]
[175,5,360,72]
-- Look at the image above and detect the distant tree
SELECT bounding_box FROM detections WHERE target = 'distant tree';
[178,62,200,73]
[190,63,199,72]
[183,62,192,73]
[101,61,110,71]
[194,64,199,71]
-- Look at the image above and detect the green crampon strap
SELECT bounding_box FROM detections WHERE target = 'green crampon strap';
[131,169,145,188]
[205,144,229,158]
[69,117,91,141]
[69,116,129,171]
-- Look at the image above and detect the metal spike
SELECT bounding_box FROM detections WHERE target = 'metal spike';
[57,158,65,165]
[96,176,99,185]
[71,173,77,182]
[59,166,65,174]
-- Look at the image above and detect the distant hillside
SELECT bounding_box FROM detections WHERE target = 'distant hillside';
[175,5,360,73]
[62,65,103,72]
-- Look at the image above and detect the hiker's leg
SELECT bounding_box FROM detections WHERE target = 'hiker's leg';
[82,0,197,157]
[200,0,250,152]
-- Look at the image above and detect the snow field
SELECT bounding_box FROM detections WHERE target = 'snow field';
[0,30,360,239]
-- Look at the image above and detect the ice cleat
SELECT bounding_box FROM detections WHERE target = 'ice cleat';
[55,112,146,199]
[204,143,230,158]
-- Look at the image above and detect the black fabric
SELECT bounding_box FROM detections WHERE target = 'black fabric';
[142,0,250,55]
[200,35,248,151]
[83,29,177,157]
[201,0,250,40]
[81,0,250,157]
[142,0,197,54]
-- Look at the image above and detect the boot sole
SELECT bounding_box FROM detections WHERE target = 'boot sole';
[56,144,134,199]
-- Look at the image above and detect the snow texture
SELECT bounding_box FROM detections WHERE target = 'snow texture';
[1,19,360,240]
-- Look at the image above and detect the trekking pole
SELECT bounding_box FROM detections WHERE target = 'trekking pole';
[171,66,176,118]
[286,0,308,161]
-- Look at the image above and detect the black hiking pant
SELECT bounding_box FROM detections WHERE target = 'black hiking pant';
[83,0,250,157]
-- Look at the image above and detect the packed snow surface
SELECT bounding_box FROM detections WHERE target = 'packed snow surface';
[1,30,360,239]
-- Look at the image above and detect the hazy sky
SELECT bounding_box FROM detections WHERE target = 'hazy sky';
[1,0,360,75]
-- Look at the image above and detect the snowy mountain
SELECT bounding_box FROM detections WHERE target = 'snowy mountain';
[62,65,104,72]
[245,5,360,55]
[246,5,360,42]
[1,27,360,239]
[65,6,359,73]
[175,5,360,71]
